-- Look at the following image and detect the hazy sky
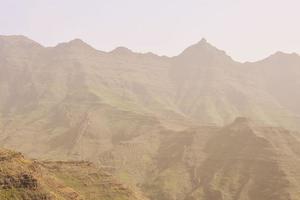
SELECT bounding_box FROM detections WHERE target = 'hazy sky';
[0,0,299,61]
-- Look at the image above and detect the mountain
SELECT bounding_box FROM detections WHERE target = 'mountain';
[0,35,300,199]
[2,120,298,200]
[99,117,300,200]
[0,148,147,200]
[185,117,300,200]
[170,39,300,127]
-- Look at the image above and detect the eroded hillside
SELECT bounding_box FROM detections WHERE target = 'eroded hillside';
[0,148,147,200]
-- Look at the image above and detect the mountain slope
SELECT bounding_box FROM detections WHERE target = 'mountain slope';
[169,39,300,128]
[1,35,300,199]
[99,118,300,200]
[0,35,178,161]
[1,36,300,161]
[186,118,300,200]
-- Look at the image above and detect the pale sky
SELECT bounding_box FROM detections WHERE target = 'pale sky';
[0,0,299,62]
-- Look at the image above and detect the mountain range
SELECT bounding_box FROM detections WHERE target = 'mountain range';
[0,35,300,199]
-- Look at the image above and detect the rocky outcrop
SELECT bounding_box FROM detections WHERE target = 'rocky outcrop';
[0,148,147,200]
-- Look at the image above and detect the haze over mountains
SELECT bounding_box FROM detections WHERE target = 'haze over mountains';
[0,35,300,200]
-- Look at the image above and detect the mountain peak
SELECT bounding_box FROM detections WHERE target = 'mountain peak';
[198,38,208,45]
[260,51,300,63]
[177,38,234,64]
[110,46,133,55]
[0,35,42,47]
[180,38,223,55]
[69,38,87,45]
[56,38,94,50]
[272,51,299,58]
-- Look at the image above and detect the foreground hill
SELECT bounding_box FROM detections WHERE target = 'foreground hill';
[0,148,147,200]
